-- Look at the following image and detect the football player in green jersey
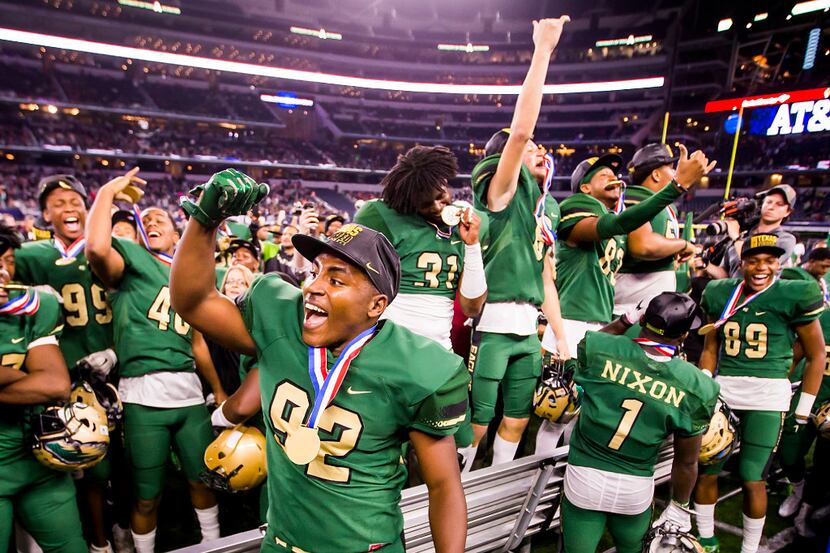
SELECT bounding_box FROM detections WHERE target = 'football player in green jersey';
[614,144,699,316]
[355,145,487,349]
[0,223,87,553]
[14,174,128,552]
[695,233,827,553]
[560,292,718,553]
[536,145,715,455]
[171,169,468,553]
[776,247,830,536]
[85,169,224,553]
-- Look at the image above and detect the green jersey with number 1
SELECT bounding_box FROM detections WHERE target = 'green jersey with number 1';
[568,332,719,476]
[556,194,626,323]
[109,238,193,377]
[355,199,489,297]
[238,274,468,553]
[471,154,559,306]
[701,278,824,380]
[14,240,112,368]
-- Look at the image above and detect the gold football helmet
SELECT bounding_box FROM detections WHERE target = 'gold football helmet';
[202,425,267,492]
[644,524,705,552]
[71,380,123,432]
[699,402,738,465]
[31,402,109,471]
[533,357,582,424]
[813,400,830,439]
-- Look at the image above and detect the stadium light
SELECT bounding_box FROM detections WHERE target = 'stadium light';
[117,0,181,15]
[791,0,830,15]
[753,12,768,21]
[803,28,820,70]
[0,28,665,96]
[595,34,653,48]
[289,26,342,40]
[437,43,490,52]
[260,93,314,107]
[717,18,733,32]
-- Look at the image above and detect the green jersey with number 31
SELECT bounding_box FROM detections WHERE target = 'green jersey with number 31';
[14,240,112,368]
[568,332,719,477]
[109,238,193,377]
[238,274,468,553]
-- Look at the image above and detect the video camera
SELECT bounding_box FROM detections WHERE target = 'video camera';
[695,196,761,266]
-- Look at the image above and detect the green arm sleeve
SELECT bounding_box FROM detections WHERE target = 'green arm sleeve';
[409,362,469,437]
[595,182,683,239]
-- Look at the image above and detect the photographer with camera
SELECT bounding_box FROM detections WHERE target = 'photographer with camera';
[704,185,797,279]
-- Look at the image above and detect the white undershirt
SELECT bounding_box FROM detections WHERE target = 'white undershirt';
[564,464,654,515]
[716,375,791,412]
[119,371,205,408]
[476,302,539,335]
[381,293,454,349]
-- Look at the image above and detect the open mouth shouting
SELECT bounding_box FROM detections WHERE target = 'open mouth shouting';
[147,230,161,239]
[748,271,773,290]
[63,216,81,234]
[303,300,328,331]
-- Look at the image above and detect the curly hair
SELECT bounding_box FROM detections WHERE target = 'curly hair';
[0,222,22,255]
[380,146,458,215]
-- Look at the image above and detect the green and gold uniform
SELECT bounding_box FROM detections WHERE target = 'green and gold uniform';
[470,154,558,423]
[700,278,825,481]
[561,332,718,553]
[238,275,468,552]
[778,267,830,499]
[556,194,626,324]
[0,290,87,553]
[618,186,678,275]
[14,240,112,369]
[110,238,214,499]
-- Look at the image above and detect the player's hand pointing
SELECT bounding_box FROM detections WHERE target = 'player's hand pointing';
[532,16,570,54]
[181,168,269,228]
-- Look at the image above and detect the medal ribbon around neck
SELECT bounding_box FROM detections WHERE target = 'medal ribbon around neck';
[132,205,173,266]
[819,278,829,307]
[534,154,557,246]
[633,338,676,357]
[54,236,85,260]
[666,205,680,238]
[613,183,627,214]
[713,279,775,330]
[306,324,377,430]
[0,288,40,316]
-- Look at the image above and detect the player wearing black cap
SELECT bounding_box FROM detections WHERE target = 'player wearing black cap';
[613,143,699,317]
[694,233,827,553]
[112,209,138,243]
[170,169,468,553]
[227,238,261,273]
[559,292,718,553]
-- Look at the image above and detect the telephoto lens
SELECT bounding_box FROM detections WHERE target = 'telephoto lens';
[705,220,729,236]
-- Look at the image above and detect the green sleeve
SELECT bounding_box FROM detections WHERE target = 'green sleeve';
[557,196,605,240]
[675,375,719,437]
[791,281,826,326]
[595,182,683,239]
[700,280,726,320]
[13,247,35,284]
[470,155,501,211]
[27,292,64,342]
[409,362,469,437]
[239,353,256,381]
[354,201,394,242]
[570,336,590,385]
[111,237,146,271]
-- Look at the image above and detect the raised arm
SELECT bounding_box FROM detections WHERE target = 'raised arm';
[171,169,268,355]
[487,17,569,212]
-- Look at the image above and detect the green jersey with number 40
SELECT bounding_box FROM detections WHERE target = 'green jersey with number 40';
[238,274,468,553]
[471,154,559,306]
[568,332,719,477]
[354,199,489,296]
[109,238,193,378]
[14,240,112,368]
[701,278,825,380]
[556,194,626,323]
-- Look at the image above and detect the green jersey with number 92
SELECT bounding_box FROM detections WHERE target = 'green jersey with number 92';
[109,238,194,377]
[14,240,112,368]
[238,274,468,553]
[701,278,825,379]
[556,194,626,323]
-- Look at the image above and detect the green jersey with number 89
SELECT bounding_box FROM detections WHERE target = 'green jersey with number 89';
[238,274,468,553]
[568,332,718,477]
[109,238,194,377]
[14,240,112,368]
[354,199,489,297]
[701,278,825,380]
[556,194,626,323]
[471,154,559,306]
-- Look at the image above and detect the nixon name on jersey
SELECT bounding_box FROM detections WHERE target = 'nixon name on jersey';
[601,359,686,408]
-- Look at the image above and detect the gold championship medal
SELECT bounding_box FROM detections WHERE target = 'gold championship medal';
[697,323,715,336]
[440,205,462,226]
[284,425,321,465]
[116,185,145,205]
[55,256,76,266]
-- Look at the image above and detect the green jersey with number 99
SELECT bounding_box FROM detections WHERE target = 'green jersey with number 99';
[568,332,719,477]
[238,274,468,553]
[109,238,194,377]
[14,240,112,368]
[354,199,489,297]
[701,278,825,379]
[556,194,626,323]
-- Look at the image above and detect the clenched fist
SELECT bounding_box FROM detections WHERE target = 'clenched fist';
[532,16,571,54]
[180,168,269,228]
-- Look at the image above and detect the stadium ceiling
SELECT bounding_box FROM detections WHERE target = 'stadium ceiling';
[0,27,665,95]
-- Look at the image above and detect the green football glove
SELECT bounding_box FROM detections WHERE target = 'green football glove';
[180,168,269,228]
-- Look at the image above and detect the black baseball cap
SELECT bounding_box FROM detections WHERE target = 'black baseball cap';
[37,175,88,210]
[324,214,346,234]
[293,223,401,301]
[228,238,261,259]
[642,292,703,339]
[628,143,679,173]
[570,154,623,193]
[484,128,511,158]
[741,233,786,259]
[111,209,137,230]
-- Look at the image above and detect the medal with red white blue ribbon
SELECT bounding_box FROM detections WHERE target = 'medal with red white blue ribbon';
[699,279,775,335]
[132,205,173,266]
[534,154,557,246]
[613,183,627,214]
[284,325,377,465]
[633,338,676,357]
[0,287,40,316]
[53,236,85,265]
